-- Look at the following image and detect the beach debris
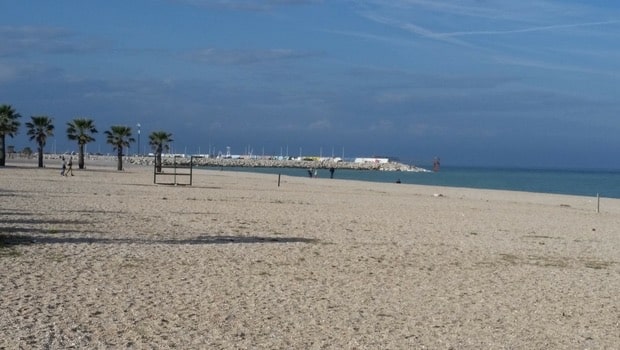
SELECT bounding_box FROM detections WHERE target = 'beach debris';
[433,193,443,197]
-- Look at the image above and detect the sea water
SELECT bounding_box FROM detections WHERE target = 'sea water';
[204,166,620,199]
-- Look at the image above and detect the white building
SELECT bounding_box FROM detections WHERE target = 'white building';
[354,157,389,164]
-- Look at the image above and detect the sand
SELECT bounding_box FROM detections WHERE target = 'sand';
[1,158,619,349]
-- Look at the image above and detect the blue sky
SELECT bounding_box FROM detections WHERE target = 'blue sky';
[2,0,620,169]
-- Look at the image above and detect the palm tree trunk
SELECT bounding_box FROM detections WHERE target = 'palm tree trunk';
[79,143,85,169]
[0,135,5,166]
[117,148,123,171]
[37,143,44,168]
[156,151,162,173]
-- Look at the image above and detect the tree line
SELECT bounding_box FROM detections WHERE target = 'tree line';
[0,104,173,171]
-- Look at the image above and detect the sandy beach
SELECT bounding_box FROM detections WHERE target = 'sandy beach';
[1,158,619,349]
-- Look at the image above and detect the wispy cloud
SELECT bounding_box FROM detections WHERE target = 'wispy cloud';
[169,0,322,11]
[492,55,620,78]
[0,61,64,83]
[186,48,321,65]
[326,29,419,48]
[0,26,109,56]
[437,20,620,37]
[357,0,603,24]
[357,12,473,48]
[307,119,331,130]
[0,62,19,82]
[350,0,620,78]
[355,1,620,44]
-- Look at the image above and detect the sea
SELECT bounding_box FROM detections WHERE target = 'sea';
[205,166,620,199]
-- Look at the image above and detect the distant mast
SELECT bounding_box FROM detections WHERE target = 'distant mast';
[433,157,440,172]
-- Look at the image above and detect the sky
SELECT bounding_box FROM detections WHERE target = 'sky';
[2,0,620,169]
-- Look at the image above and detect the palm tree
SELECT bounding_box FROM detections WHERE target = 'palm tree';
[67,118,98,169]
[26,116,54,168]
[0,104,22,166]
[104,125,134,171]
[149,131,173,173]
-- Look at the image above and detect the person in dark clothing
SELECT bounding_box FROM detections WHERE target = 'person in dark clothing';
[60,156,66,176]
[65,157,74,176]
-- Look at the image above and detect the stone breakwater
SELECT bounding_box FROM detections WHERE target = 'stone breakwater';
[127,156,429,172]
[27,154,427,172]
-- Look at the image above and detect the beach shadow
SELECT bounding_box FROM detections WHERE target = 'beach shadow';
[0,211,317,247]
[0,234,318,247]
[2,218,88,225]
[160,235,319,245]
[0,227,88,235]
[0,216,102,239]
[151,184,223,190]
[66,209,126,214]
[0,190,24,198]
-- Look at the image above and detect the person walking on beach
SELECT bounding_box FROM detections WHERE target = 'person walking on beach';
[329,167,335,179]
[60,156,66,176]
[65,156,74,176]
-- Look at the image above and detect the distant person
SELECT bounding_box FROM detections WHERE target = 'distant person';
[396,178,401,184]
[65,157,74,176]
[61,156,66,176]
[307,168,313,178]
[329,167,335,179]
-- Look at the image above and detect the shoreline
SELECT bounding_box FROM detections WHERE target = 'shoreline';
[5,156,618,201]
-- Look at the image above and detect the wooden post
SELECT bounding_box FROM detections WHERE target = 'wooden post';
[173,156,177,185]
[597,193,600,213]
[278,173,281,187]
[190,156,194,186]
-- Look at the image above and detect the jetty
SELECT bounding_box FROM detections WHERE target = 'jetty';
[127,155,429,172]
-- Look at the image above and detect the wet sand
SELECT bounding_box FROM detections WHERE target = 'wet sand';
[1,159,619,348]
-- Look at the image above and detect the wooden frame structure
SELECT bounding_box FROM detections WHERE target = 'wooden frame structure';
[153,155,200,186]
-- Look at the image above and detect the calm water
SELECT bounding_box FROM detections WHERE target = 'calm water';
[203,166,620,199]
